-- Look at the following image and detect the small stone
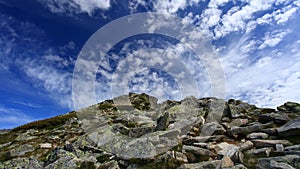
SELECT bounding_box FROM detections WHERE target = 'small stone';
[230,118,249,128]
[276,144,284,152]
[215,142,239,158]
[221,156,234,168]
[40,143,52,149]
[182,145,214,156]
[240,141,254,151]
[247,132,269,140]
[174,151,188,163]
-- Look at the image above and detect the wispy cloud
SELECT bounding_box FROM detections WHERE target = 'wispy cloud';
[0,13,76,109]
[38,0,111,16]
[8,100,43,109]
[0,105,35,128]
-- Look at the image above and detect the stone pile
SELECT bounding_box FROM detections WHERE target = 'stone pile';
[0,93,300,169]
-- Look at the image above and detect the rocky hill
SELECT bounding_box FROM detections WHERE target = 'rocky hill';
[1,93,300,169]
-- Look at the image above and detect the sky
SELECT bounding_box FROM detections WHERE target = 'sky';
[0,0,300,129]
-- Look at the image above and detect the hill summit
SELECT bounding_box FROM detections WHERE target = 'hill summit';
[1,93,300,168]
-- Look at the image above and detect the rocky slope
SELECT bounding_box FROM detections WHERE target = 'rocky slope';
[1,93,300,169]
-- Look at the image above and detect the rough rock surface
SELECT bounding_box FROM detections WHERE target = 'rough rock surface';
[0,93,300,169]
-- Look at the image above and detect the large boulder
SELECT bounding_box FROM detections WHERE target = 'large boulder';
[277,102,300,113]
[259,112,290,124]
[277,117,300,143]
[257,155,300,169]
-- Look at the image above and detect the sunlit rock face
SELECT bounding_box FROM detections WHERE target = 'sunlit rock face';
[1,93,300,168]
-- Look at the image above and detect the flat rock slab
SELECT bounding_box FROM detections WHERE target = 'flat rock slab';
[178,160,221,169]
[277,117,300,137]
[247,132,269,140]
[252,139,292,148]
[257,155,300,169]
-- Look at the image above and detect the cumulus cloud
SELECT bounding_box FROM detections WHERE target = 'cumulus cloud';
[258,30,291,49]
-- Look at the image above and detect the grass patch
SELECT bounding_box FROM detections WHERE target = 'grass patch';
[11,112,77,132]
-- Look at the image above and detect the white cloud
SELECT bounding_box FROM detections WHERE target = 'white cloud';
[153,0,201,14]
[0,105,35,128]
[39,0,111,16]
[258,30,290,49]
[213,1,276,38]
[220,30,300,108]
[256,2,299,25]
[274,5,298,24]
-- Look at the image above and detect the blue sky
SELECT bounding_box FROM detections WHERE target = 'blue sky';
[0,0,300,129]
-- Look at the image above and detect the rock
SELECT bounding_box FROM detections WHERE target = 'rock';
[269,160,296,169]
[276,144,285,152]
[112,123,130,135]
[2,158,44,169]
[178,160,222,169]
[9,144,34,157]
[245,147,274,157]
[174,151,188,163]
[229,118,249,128]
[239,141,254,151]
[98,160,120,169]
[0,142,11,149]
[252,139,292,148]
[246,132,269,140]
[277,102,300,113]
[181,96,199,108]
[15,134,38,141]
[225,164,248,169]
[172,117,204,135]
[129,126,155,138]
[155,112,170,131]
[129,93,152,111]
[200,122,226,136]
[222,156,235,168]
[182,145,214,156]
[206,99,227,122]
[44,152,78,169]
[227,99,256,118]
[259,112,290,124]
[261,128,278,135]
[182,135,226,144]
[228,122,273,136]
[277,117,300,138]
[285,145,300,151]
[40,143,52,149]
[215,142,239,159]
[257,155,300,169]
